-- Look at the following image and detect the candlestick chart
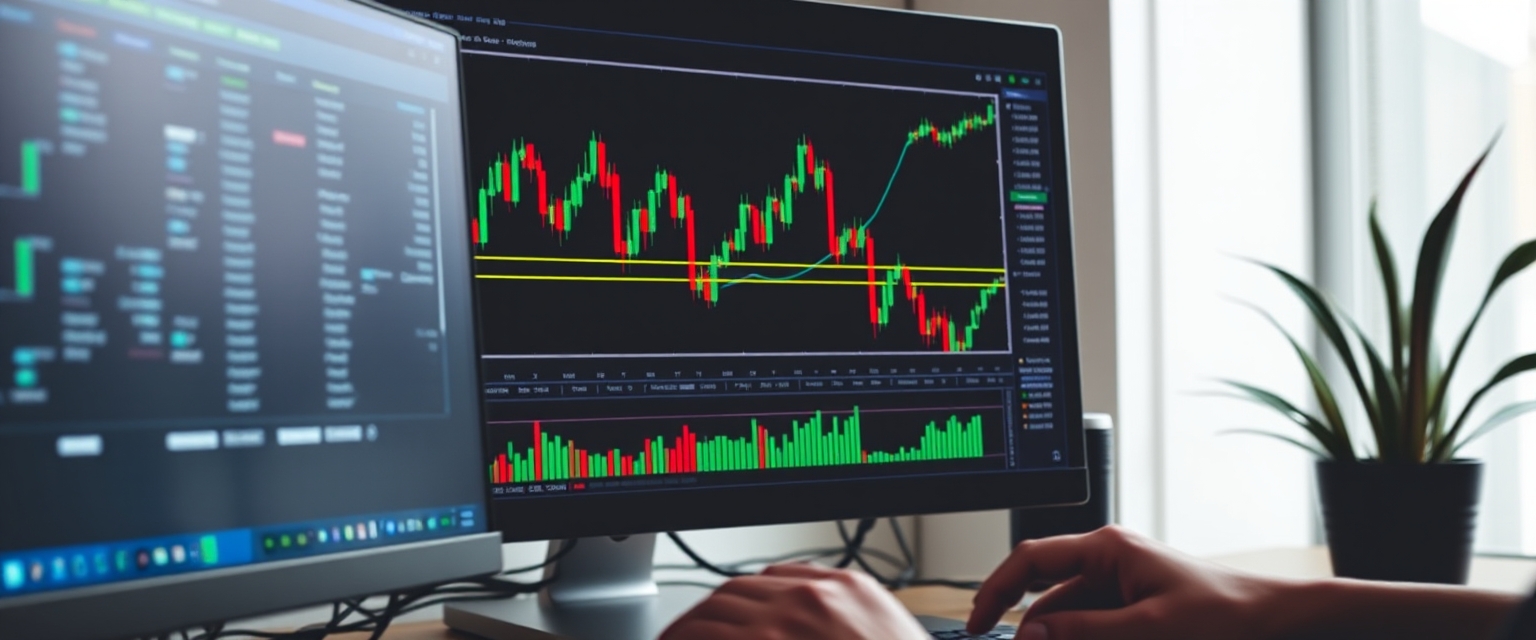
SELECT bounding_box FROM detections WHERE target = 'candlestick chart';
[487,404,1004,485]
[464,55,1010,356]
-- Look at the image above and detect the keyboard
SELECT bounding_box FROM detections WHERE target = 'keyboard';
[916,615,1016,639]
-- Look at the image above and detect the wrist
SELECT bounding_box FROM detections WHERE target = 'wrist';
[1240,576,1316,640]
[1254,578,1349,640]
[1254,577,1523,640]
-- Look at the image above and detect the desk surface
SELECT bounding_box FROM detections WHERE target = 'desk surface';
[337,547,1536,639]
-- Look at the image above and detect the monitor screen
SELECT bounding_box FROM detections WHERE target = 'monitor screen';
[0,0,485,603]
[389,0,1086,539]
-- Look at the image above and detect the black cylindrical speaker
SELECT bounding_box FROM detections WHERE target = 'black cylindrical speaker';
[1010,413,1113,545]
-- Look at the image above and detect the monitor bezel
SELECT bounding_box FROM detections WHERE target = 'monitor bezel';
[460,0,1092,543]
[0,533,502,640]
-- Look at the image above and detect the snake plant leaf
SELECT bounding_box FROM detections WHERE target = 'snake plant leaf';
[1426,238,1536,446]
[1231,298,1353,457]
[1450,400,1536,457]
[1429,343,1450,447]
[1433,352,1536,462]
[1250,260,1382,445]
[1216,380,1352,460]
[1343,313,1404,461]
[1368,206,1405,383]
[1407,135,1498,446]
[1222,429,1329,459]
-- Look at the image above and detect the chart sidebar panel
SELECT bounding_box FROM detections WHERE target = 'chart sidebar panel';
[0,1,484,559]
[0,8,449,425]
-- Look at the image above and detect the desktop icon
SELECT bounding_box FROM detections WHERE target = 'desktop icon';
[51,557,67,581]
[152,547,169,567]
[331,526,342,542]
[135,549,151,571]
[368,521,378,539]
[115,550,130,572]
[355,523,366,540]
[427,517,437,531]
[200,535,219,565]
[71,554,88,578]
[297,533,308,547]
[28,560,45,583]
[3,560,23,590]
[385,520,397,536]
[318,529,329,544]
[93,552,109,575]
[343,526,354,542]
[171,544,187,564]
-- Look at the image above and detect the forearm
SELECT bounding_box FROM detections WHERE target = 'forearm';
[1261,578,1522,640]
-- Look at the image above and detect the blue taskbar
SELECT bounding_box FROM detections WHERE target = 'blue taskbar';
[0,504,481,599]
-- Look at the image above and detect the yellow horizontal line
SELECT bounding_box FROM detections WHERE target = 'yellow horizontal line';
[475,274,1000,288]
[475,254,1005,274]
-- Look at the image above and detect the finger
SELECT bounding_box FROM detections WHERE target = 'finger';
[1024,575,1126,619]
[1028,605,1159,640]
[968,529,1126,633]
[659,618,744,640]
[714,574,824,600]
[761,562,844,580]
[680,591,765,626]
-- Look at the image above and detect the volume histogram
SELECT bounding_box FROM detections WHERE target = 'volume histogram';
[488,406,998,485]
[464,53,1010,356]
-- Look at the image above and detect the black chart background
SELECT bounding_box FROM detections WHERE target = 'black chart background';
[467,54,1009,356]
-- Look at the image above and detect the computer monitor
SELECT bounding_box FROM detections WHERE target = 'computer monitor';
[387,0,1087,637]
[0,0,501,637]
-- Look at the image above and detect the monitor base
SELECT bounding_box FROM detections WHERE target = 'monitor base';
[444,534,713,640]
[444,584,712,640]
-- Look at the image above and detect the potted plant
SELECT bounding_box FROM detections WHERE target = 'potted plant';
[1227,136,1536,584]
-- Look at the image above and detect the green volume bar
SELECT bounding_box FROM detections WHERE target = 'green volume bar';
[14,238,33,298]
[19,140,41,196]
[488,409,989,484]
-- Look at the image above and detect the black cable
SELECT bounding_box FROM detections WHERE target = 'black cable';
[890,517,916,568]
[665,531,748,577]
[188,552,566,640]
[363,595,399,640]
[837,519,893,582]
[883,517,919,588]
[184,539,582,640]
[835,518,878,570]
[185,525,974,640]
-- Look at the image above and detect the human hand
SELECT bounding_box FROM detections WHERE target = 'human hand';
[660,562,929,640]
[968,526,1282,640]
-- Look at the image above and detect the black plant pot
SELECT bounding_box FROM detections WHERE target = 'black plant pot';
[1316,460,1482,584]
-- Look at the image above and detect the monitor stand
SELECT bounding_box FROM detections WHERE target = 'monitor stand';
[443,534,714,640]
